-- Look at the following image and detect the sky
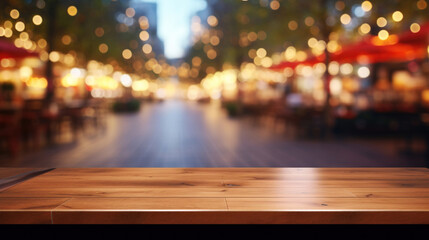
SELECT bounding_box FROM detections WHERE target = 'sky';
[136,0,207,59]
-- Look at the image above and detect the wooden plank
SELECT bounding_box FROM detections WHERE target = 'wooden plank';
[1,168,429,224]
[55,197,227,210]
[0,187,228,198]
[222,179,429,188]
[0,198,69,224]
[225,198,429,210]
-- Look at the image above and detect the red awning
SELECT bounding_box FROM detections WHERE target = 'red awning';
[270,35,427,71]
[330,36,427,64]
[398,21,429,45]
[0,38,39,59]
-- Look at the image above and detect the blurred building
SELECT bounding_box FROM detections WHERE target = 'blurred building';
[131,1,165,57]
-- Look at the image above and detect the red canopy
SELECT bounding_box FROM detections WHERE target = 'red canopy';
[398,21,429,45]
[270,22,429,71]
[330,37,426,64]
[0,39,39,59]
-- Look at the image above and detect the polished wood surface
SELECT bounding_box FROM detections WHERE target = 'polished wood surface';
[1,168,429,224]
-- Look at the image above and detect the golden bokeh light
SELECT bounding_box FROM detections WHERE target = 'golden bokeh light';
[49,51,60,62]
[122,49,132,59]
[15,21,25,32]
[378,30,389,40]
[377,17,387,27]
[270,0,280,10]
[10,9,20,19]
[207,16,218,27]
[256,48,267,58]
[99,43,109,53]
[139,31,149,41]
[361,1,372,12]
[410,23,421,33]
[32,15,43,25]
[37,39,47,48]
[67,6,78,16]
[207,49,217,59]
[359,23,371,35]
[142,44,152,54]
[392,11,403,22]
[340,14,351,25]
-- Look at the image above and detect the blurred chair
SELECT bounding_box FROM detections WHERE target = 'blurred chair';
[0,107,21,157]
[21,99,46,149]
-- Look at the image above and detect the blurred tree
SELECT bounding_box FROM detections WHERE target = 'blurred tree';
[0,0,164,101]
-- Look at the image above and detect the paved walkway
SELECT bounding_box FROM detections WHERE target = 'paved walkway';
[0,100,426,167]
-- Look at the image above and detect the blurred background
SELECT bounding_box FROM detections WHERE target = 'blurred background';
[1,0,429,167]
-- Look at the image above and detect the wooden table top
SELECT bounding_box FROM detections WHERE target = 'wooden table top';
[1,167,429,224]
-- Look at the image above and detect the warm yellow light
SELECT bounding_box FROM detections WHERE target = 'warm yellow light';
[207,16,218,27]
[0,27,4,37]
[61,74,80,87]
[270,0,280,10]
[49,51,60,62]
[32,15,43,25]
[361,1,372,12]
[284,46,296,61]
[122,49,132,59]
[19,32,29,41]
[19,66,33,78]
[139,31,149,41]
[378,30,389,40]
[99,43,108,53]
[132,79,149,91]
[261,57,273,68]
[296,51,307,61]
[142,44,152,54]
[308,38,318,48]
[359,23,371,34]
[392,11,403,22]
[410,23,421,33]
[377,17,387,27]
[27,77,47,89]
[340,14,351,25]
[256,48,267,58]
[15,22,25,32]
[10,9,20,19]
[67,6,78,16]
[4,21,13,29]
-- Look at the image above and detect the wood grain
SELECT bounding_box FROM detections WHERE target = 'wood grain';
[1,168,429,224]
